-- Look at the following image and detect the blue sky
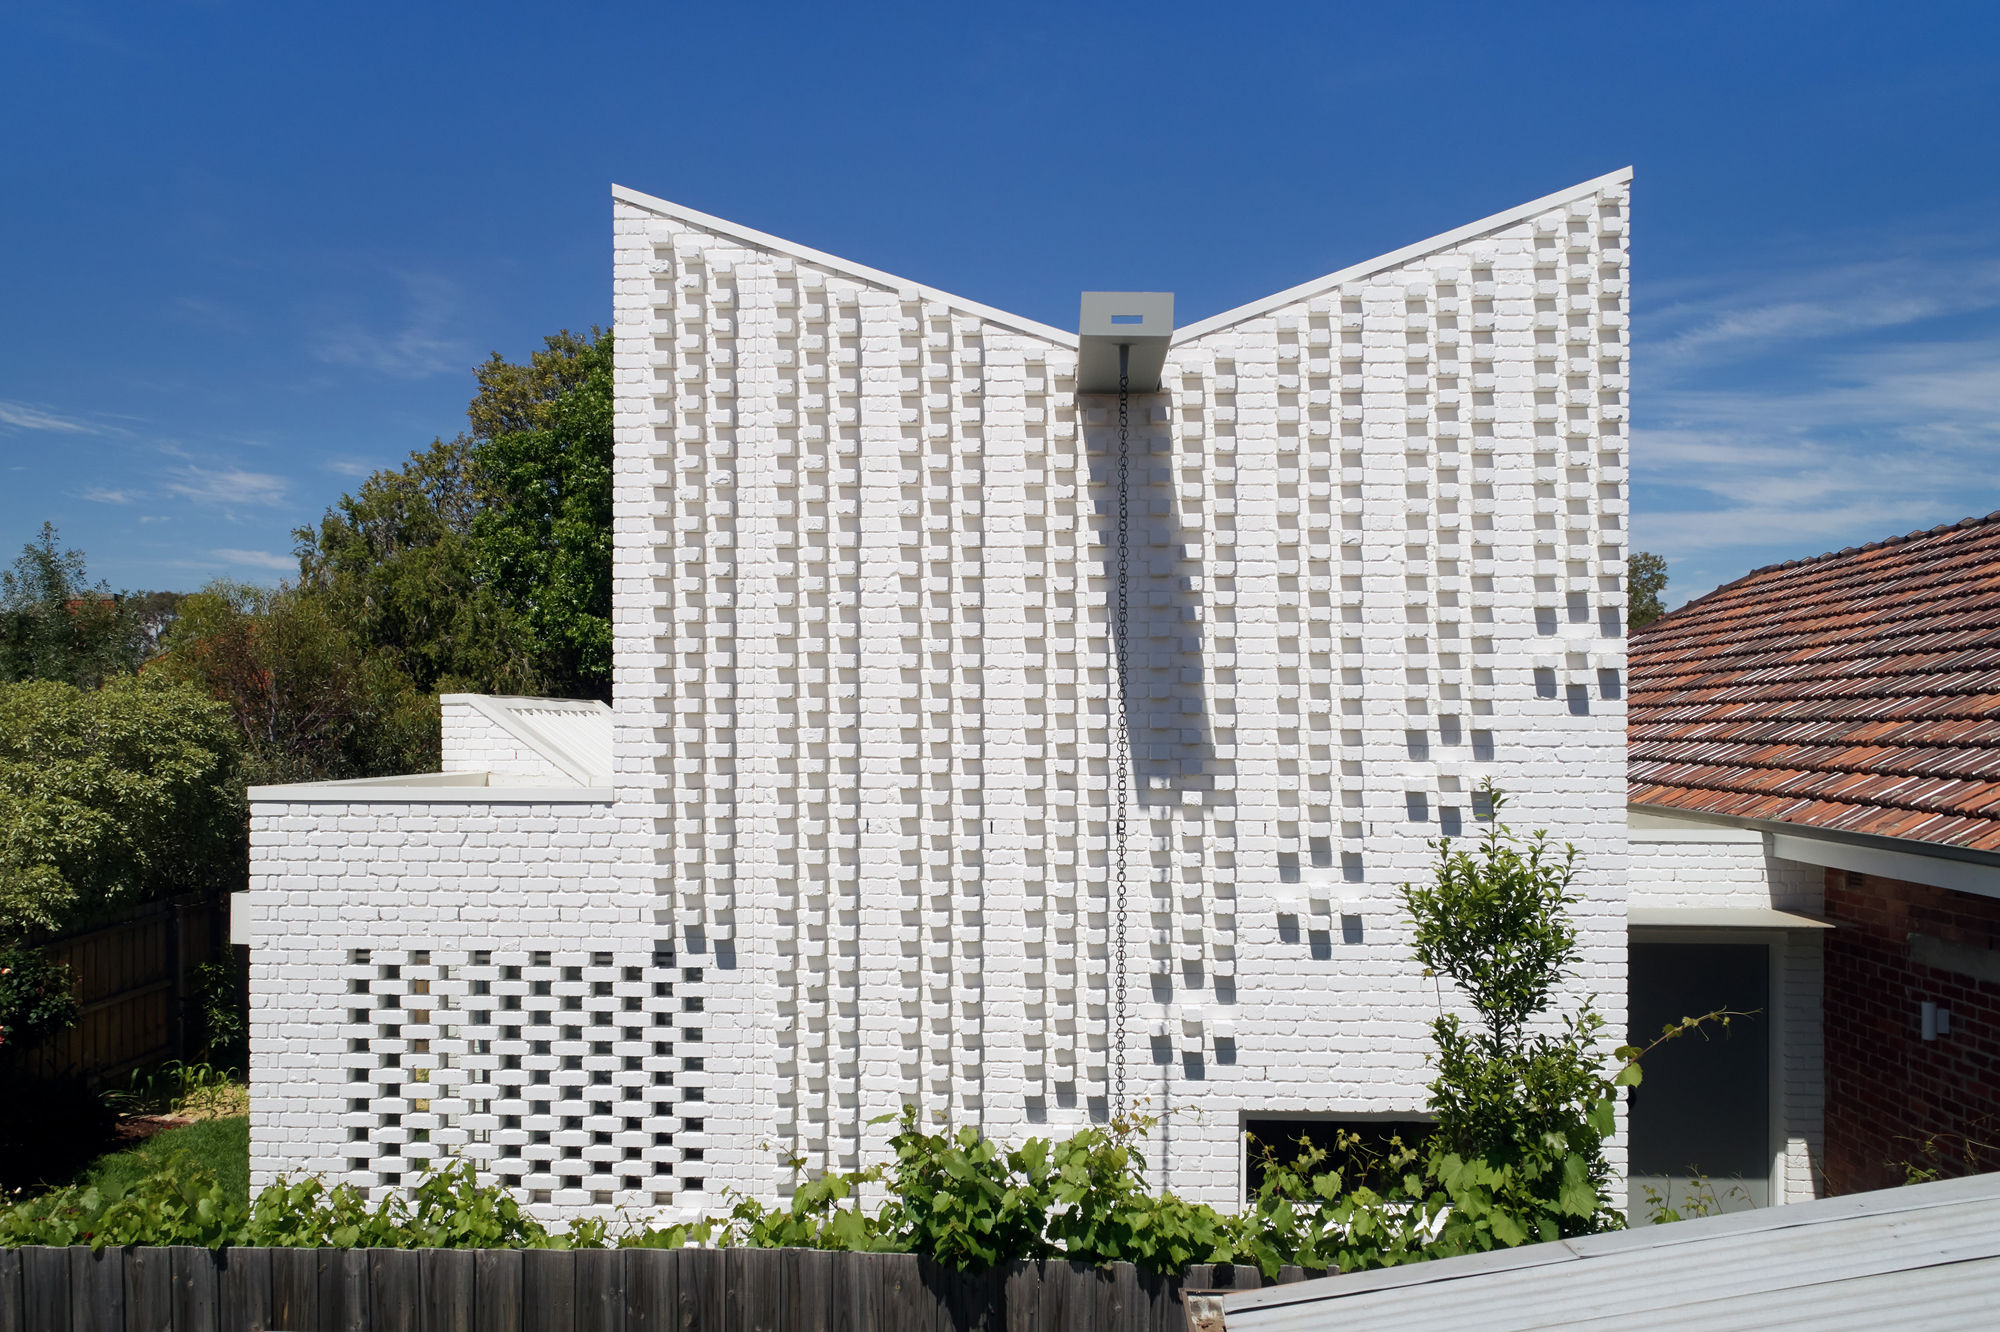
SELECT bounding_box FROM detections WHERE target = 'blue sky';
[3,1,1998,607]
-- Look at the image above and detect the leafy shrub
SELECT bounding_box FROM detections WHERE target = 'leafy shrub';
[1217,1129,1432,1275]
[192,952,247,1068]
[2,1154,590,1251]
[0,674,242,937]
[0,946,77,1050]
[1401,786,1633,1248]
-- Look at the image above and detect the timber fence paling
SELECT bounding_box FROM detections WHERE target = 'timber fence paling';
[9,894,223,1087]
[7,1248,1275,1332]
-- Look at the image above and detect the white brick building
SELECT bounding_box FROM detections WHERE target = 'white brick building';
[245,169,1635,1222]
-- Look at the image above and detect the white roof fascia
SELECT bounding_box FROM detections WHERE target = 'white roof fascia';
[613,184,1079,349]
[1171,166,1635,344]
[248,781,612,805]
[253,771,491,789]
[1628,906,1834,930]
[450,692,610,787]
[1770,830,2000,901]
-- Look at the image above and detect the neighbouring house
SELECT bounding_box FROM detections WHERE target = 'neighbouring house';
[1627,513,2000,1207]
[242,170,1635,1221]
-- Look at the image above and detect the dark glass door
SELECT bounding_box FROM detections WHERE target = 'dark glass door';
[1628,941,1770,1215]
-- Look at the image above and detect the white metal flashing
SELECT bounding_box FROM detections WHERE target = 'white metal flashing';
[1628,907,1833,930]
[447,692,612,787]
[612,184,1079,348]
[247,772,613,804]
[1771,831,2000,901]
[1171,167,1635,343]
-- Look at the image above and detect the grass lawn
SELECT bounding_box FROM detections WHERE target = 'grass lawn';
[32,1116,251,1210]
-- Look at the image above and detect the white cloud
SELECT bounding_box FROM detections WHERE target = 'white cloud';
[0,399,110,434]
[1648,252,2000,368]
[212,548,297,571]
[75,485,142,504]
[1633,231,2000,604]
[163,465,289,506]
[313,271,467,380]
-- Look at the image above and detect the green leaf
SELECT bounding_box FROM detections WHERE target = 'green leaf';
[1487,1208,1530,1247]
[1557,1154,1596,1217]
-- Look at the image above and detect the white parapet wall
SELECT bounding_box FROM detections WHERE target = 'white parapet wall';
[252,171,1633,1224]
[441,694,612,786]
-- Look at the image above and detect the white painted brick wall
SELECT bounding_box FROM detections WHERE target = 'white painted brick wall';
[252,171,1634,1225]
[608,173,1630,1212]
[244,793,673,1225]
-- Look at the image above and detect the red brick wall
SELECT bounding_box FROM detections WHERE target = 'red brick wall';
[1824,868,2000,1193]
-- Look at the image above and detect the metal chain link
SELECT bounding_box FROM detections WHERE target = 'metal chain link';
[1113,347,1132,1116]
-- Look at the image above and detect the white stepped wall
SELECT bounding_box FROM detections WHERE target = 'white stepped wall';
[609,174,1631,1211]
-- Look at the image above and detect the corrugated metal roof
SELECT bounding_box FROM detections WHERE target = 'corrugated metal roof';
[1217,1172,2000,1332]
[1629,513,2000,851]
[464,694,613,786]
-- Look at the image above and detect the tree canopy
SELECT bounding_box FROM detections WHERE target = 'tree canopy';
[1628,551,1668,630]
[0,525,152,688]
[154,583,438,787]
[294,327,613,700]
[0,676,242,939]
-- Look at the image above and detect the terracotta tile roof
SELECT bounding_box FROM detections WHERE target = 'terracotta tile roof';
[1629,512,2000,852]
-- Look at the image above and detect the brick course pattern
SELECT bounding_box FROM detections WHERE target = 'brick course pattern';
[609,172,1631,1212]
[1824,868,2000,1193]
[249,169,1633,1225]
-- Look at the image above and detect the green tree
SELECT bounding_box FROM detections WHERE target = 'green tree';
[295,328,614,701]
[1401,787,1630,1249]
[0,525,145,688]
[1628,551,1668,630]
[0,676,243,939]
[295,438,541,696]
[472,329,614,698]
[155,583,438,786]
[467,328,605,443]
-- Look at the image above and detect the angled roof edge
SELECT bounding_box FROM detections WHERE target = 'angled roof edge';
[445,693,611,787]
[1620,801,2000,871]
[1171,166,1636,344]
[1634,508,2000,632]
[612,184,1079,349]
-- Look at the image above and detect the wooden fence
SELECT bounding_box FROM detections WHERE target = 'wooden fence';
[8,895,224,1086]
[0,1247,1288,1332]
